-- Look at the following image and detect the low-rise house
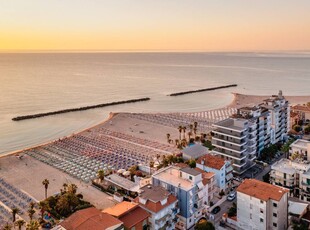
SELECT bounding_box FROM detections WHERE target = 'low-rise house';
[135,185,178,230]
[291,104,310,122]
[288,200,308,225]
[181,144,209,160]
[56,207,123,230]
[289,139,310,160]
[237,179,289,230]
[103,201,150,230]
[104,173,140,196]
[196,154,233,191]
[152,166,208,229]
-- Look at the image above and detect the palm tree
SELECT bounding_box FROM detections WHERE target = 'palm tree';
[27,208,35,220]
[188,131,192,141]
[15,220,26,230]
[42,179,49,199]
[178,126,182,140]
[182,126,187,139]
[11,207,20,222]
[38,201,49,219]
[166,133,170,143]
[29,202,36,209]
[26,220,40,230]
[189,124,193,133]
[149,161,154,168]
[97,169,105,182]
[175,139,179,147]
[3,223,12,230]
[194,121,198,129]
[193,127,197,138]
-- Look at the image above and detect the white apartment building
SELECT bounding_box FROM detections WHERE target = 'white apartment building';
[260,90,290,144]
[212,118,257,174]
[289,139,310,160]
[196,154,233,192]
[270,158,310,202]
[152,166,208,230]
[237,179,289,230]
[135,185,178,230]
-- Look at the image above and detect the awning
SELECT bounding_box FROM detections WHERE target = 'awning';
[197,181,204,190]
[198,190,204,199]
[226,173,233,181]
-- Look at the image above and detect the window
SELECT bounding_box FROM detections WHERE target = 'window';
[250,214,252,219]
[273,213,277,217]
[260,218,264,223]
[260,200,264,204]
[189,176,192,180]
[250,204,253,209]
[260,208,263,214]
[284,173,286,179]
[273,223,277,227]
[273,203,277,208]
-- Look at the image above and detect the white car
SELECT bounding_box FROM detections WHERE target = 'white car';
[227,192,236,201]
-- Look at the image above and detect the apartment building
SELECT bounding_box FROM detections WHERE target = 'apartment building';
[270,158,310,202]
[237,179,289,230]
[152,166,208,230]
[196,154,233,191]
[289,139,310,160]
[260,90,290,143]
[212,118,257,174]
[135,185,178,230]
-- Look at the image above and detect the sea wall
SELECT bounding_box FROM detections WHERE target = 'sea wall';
[168,84,237,96]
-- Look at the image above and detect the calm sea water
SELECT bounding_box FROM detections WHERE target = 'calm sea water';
[0,52,310,154]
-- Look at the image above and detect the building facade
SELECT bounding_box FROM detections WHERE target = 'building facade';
[289,139,310,161]
[237,179,289,230]
[196,154,233,191]
[135,185,178,230]
[152,166,208,230]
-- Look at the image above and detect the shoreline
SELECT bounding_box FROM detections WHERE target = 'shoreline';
[0,112,117,159]
[2,92,310,158]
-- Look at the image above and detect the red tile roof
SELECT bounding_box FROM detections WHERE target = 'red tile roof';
[59,207,122,230]
[237,179,289,202]
[118,206,150,228]
[292,105,310,112]
[197,154,225,170]
[135,194,177,213]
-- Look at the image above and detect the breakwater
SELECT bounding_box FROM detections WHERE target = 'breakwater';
[168,84,238,96]
[12,97,151,121]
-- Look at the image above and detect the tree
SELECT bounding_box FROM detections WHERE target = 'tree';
[293,125,302,132]
[166,133,170,143]
[42,179,50,199]
[298,120,304,126]
[188,159,196,168]
[15,220,26,230]
[11,207,20,222]
[26,220,40,230]
[67,184,78,195]
[182,126,187,139]
[228,202,237,217]
[187,132,192,141]
[189,124,193,133]
[3,223,12,230]
[97,169,105,182]
[178,126,182,140]
[38,200,50,219]
[263,173,270,183]
[195,220,215,230]
[305,125,310,135]
[27,208,35,220]
[194,121,198,129]
[149,161,154,168]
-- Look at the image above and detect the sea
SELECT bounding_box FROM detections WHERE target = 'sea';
[1,52,310,155]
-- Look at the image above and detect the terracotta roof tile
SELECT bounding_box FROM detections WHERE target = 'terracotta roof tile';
[103,201,137,218]
[59,207,122,230]
[118,206,150,228]
[237,179,289,202]
[135,194,177,213]
[197,154,225,170]
[292,105,310,112]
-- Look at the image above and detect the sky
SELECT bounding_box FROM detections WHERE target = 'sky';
[0,0,310,52]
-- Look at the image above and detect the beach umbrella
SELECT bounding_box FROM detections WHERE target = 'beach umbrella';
[117,169,125,174]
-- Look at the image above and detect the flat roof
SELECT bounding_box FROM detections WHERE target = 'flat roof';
[214,118,246,131]
[105,174,139,192]
[181,144,208,159]
[180,167,201,176]
[291,139,310,149]
[152,166,194,191]
[237,179,289,202]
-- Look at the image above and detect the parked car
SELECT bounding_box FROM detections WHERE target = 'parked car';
[211,206,221,214]
[227,192,236,201]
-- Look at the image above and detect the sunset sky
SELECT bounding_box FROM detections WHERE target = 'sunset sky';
[1,0,310,51]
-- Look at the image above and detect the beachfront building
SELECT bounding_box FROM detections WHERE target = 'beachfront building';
[270,158,310,202]
[211,118,257,175]
[260,90,290,144]
[134,185,178,230]
[103,201,150,230]
[289,139,310,161]
[291,104,310,122]
[237,179,289,230]
[196,154,233,191]
[152,166,208,230]
[181,144,209,160]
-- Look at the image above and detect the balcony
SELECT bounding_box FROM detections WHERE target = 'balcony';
[212,148,246,160]
[212,133,246,144]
